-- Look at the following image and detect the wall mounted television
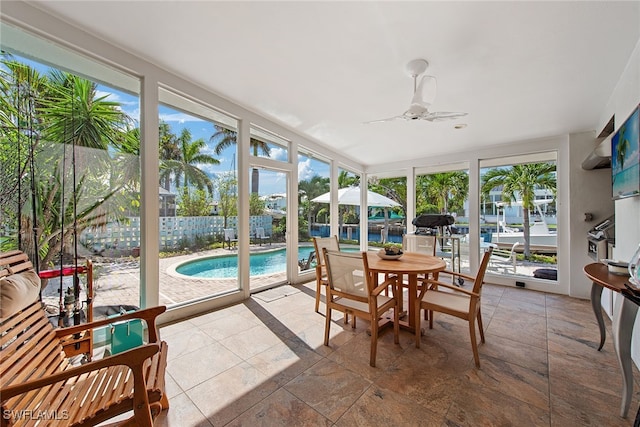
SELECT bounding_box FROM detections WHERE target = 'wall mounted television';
[611,103,640,200]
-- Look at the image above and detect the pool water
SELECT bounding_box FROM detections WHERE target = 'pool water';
[175,247,316,278]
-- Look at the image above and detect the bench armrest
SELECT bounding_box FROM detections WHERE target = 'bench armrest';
[0,343,160,401]
[54,305,166,343]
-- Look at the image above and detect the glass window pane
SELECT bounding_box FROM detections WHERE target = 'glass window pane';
[0,29,142,317]
[480,155,558,280]
[297,150,330,273]
[415,168,470,274]
[249,168,287,293]
[158,88,239,306]
[249,126,289,162]
[367,175,406,248]
[337,168,360,247]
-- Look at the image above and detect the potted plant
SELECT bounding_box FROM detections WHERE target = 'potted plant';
[383,242,403,256]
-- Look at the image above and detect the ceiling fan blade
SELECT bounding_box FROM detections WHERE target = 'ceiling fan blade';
[363,115,403,124]
[411,75,437,107]
[423,111,468,122]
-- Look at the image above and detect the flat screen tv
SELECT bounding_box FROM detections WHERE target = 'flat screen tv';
[611,104,640,200]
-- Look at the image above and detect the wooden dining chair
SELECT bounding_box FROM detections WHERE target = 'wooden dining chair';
[312,236,340,313]
[414,247,493,368]
[323,248,400,367]
[389,235,437,315]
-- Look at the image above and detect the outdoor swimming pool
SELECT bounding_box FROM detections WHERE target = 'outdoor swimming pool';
[175,247,317,278]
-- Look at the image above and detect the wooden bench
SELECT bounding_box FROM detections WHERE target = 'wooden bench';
[0,251,169,426]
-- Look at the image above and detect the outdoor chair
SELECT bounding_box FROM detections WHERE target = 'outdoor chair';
[415,247,493,368]
[223,228,238,250]
[312,236,340,313]
[322,249,400,367]
[254,227,271,245]
[489,241,520,274]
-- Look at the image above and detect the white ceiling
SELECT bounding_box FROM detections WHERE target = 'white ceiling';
[29,1,640,168]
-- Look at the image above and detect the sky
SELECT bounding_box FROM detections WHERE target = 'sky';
[8,53,331,198]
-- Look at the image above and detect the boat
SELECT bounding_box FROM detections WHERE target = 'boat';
[490,199,557,253]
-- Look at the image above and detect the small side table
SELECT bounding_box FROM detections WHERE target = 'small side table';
[584,262,636,418]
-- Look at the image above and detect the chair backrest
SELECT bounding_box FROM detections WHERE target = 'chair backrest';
[224,228,236,240]
[312,236,340,268]
[323,249,370,299]
[471,247,494,295]
[255,227,266,238]
[403,234,436,256]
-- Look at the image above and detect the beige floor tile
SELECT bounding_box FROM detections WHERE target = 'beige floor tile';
[154,393,212,427]
[198,312,259,341]
[245,338,323,386]
[186,362,280,426]
[152,280,635,426]
[550,375,634,426]
[163,328,218,361]
[167,341,242,391]
[219,323,286,359]
[334,385,443,426]
[548,350,624,399]
[465,355,550,411]
[478,333,548,374]
[284,358,372,422]
[446,382,550,426]
[225,388,332,427]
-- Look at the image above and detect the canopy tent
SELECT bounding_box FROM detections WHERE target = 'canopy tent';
[311,187,400,207]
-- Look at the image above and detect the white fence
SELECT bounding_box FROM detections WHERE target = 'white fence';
[80,215,272,253]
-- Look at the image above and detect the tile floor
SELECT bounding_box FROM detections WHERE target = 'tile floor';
[153,280,640,426]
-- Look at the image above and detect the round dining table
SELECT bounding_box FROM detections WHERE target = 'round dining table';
[366,251,446,333]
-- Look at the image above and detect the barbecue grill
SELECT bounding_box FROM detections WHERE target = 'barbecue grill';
[412,214,456,235]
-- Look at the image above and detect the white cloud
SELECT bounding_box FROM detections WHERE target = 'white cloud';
[298,159,315,181]
[269,147,287,162]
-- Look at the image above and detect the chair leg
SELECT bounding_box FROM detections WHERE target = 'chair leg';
[324,308,332,346]
[415,302,421,348]
[469,318,480,368]
[397,285,405,314]
[428,310,434,329]
[393,304,399,345]
[315,279,322,313]
[160,392,170,410]
[370,311,378,367]
[477,310,485,343]
[351,314,357,329]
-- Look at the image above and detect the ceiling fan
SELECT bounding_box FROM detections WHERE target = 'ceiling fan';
[365,59,468,123]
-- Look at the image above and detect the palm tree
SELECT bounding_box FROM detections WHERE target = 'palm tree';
[298,175,329,237]
[369,177,407,217]
[211,125,270,194]
[337,171,360,229]
[162,128,219,195]
[481,163,556,258]
[0,57,49,262]
[0,62,135,268]
[613,123,631,183]
[416,171,468,215]
[158,121,181,191]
